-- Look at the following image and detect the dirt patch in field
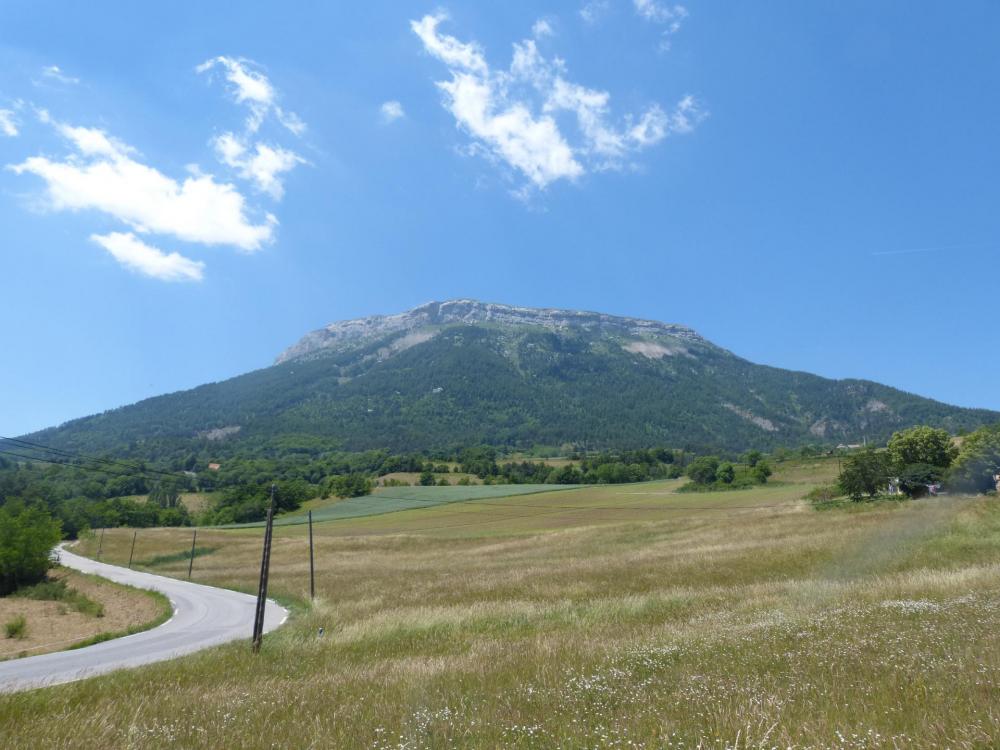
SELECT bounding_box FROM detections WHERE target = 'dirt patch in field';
[0,567,165,659]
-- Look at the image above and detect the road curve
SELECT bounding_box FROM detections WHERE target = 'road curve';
[0,545,288,693]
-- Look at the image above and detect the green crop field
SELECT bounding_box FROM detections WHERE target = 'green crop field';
[229,483,568,528]
[4,457,1000,748]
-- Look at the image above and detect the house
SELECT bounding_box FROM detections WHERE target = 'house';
[207,462,221,471]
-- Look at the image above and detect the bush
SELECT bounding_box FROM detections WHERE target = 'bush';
[687,456,720,485]
[5,614,27,639]
[805,485,840,504]
[752,461,773,484]
[0,504,63,596]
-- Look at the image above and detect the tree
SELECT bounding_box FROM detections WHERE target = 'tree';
[149,482,181,509]
[838,447,890,501]
[327,474,373,499]
[0,503,62,595]
[742,450,763,468]
[948,425,1000,493]
[716,462,735,484]
[687,456,720,485]
[752,461,773,484]
[887,426,957,472]
[419,469,436,486]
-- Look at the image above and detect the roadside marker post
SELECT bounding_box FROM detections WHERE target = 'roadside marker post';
[97,527,105,558]
[251,484,277,653]
[187,529,198,579]
[308,510,315,602]
[128,531,137,569]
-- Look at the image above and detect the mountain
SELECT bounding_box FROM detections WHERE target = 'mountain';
[27,299,998,458]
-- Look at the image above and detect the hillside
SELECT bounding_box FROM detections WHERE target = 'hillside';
[26,299,998,458]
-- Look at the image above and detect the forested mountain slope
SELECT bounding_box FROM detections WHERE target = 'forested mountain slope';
[26,300,998,459]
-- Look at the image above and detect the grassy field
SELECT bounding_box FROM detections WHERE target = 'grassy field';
[3,457,1000,748]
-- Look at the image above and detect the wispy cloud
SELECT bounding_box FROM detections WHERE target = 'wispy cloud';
[412,12,703,193]
[580,1,611,25]
[532,19,554,38]
[197,56,305,136]
[380,100,405,123]
[40,65,79,85]
[91,231,204,282]
[212,133,305,199]
[198,56,307,202]
[0,110,18,137]
[633,1,688,51]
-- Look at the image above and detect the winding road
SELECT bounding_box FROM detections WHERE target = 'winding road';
[0,545,288,692]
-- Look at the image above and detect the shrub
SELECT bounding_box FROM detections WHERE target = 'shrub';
[716,462,735,484]
[805,485,840,504]
[0,504,63,596]
[687,456,720,485]
[14,578,104,617]
[5,615,27,639]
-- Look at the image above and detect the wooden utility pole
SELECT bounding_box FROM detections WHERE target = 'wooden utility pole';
[187,529,198,579]
[128,531,137,569]
[308,510,315,602]
[251,484,277,653]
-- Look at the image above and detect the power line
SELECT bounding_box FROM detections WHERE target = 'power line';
[0,436,191,482]
[0,447,217,491]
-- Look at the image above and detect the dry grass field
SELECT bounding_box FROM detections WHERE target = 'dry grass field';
[0,569,166,660]
[2,457,1000,748]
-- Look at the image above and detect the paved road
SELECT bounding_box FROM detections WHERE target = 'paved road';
[0,545,288,692]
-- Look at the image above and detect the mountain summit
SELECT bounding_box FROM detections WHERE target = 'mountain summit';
[276,299,706,365]
[30,300,997,455]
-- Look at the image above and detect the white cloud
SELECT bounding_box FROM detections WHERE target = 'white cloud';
[0,110,18,137]
[198,56,307,198]
[380,100,405,123]
[197,56,305,136]
[212,132,304,199]
[579,1,610,25]
[633,1,688,51]
[40,65,79,85]
[412,13,700,191]
[91,231,204,282]
[634,0,684,23]
[532,19,554,38]
[55,123,133,158]
[9,119,275,251]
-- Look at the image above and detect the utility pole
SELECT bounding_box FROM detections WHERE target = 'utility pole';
[97,527,105,559]
[308,510,315,602]
[187,529,198,579]
[128,531,137,569]
[252,484,277,653]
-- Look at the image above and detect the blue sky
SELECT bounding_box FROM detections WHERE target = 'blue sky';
[1,1,998,436]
